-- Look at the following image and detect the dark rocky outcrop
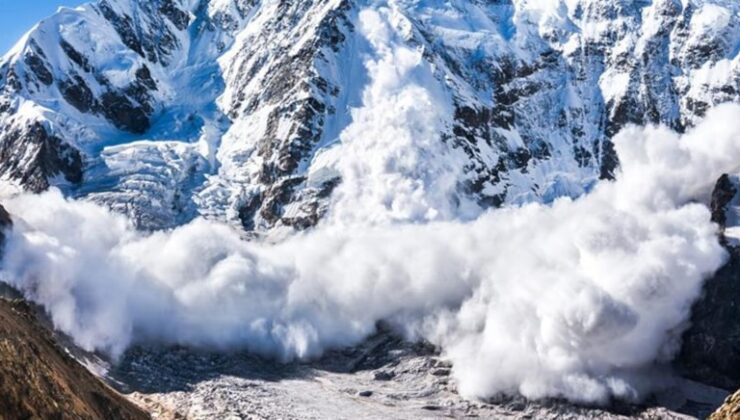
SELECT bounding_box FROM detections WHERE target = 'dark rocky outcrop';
[100,91,151,134]
[60,75,96,113]
[711,174,738,230]
[0,204,12,255]
[23,52,53,86]
[677,175,740,390]
[60,39,92,73]
[160,0,191,31]
[678,246,740,391]
[0,123,83,192]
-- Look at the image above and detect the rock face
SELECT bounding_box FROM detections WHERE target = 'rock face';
[678,174,740,390]
[0,204,11,252]
[678,246,740,390]
[710,389,740,420]
[0,0,737,232]
[0,298,149,420]
[711,174,738,233]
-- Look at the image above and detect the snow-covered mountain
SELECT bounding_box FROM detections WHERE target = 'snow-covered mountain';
[0,0,737,232]
[3,2,740,414]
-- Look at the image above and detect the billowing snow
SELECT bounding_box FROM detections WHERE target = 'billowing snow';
[1,104,739,404]
[0,0,739,407]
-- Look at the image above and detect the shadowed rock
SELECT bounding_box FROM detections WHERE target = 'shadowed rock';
[677,174,740,390]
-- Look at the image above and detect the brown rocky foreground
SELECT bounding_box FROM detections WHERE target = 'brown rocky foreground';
[710,389,740,420]
[0,297,148,420]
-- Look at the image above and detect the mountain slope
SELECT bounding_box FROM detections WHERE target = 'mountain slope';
[0,0,736,233]
[710,389,740,420]
[0,296,148,419]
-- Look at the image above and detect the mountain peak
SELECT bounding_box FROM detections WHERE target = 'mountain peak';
[0,0,736,231]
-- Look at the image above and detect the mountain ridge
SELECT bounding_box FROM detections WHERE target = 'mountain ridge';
[0,294,149,420]
[0,2,739,416]
[0,0,736,233]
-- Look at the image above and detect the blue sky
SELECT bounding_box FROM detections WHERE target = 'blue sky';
[0,0,84,54]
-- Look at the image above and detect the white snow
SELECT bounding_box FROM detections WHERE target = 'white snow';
[0,0,737,230]
[1,104,739,404]
[0,0,739,407]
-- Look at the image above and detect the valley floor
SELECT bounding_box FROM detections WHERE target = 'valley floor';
[100,327,727,419]
[0,284,731,420]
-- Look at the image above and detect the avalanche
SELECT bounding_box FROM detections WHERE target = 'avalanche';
[1,104,739,404]
[0,0,739,406]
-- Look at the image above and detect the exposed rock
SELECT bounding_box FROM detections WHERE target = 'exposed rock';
[0,123,83,192]
[710,389,740,420]
[678,174,740,390]
[0,298,148,420]
[431,368,451,377]
[60,39,92,72]
[678,246,740,391]
[100,91,151,134]
[60,75,96,113]
[23,51,53,86]
[0,204,12,254]
[711,174,738,230]
[373,370,394,381]
[159,0,191,31]
[0,0,735,232]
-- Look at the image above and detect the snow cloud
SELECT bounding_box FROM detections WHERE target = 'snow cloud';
[1,104,739,404]
[1,5,740,405]
[319,7,476,226]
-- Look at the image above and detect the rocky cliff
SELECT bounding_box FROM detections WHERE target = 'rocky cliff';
[0,296,148,419]
[710,389,740,419]
[0,0,736,232]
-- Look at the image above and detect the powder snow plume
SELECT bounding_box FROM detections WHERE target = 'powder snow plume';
[1,4,740,405]
[0,103,738,405]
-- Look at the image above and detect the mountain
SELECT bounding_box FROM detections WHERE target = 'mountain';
[678,174,740,391]
[1,1,740,417]
[0,0,737,232]
[0,293,148,419]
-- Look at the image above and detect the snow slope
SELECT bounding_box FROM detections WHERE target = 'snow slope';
[1,0,740,410]
[0,0,737,232]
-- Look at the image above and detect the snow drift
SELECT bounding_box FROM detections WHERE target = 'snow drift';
[0,104,738,404]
